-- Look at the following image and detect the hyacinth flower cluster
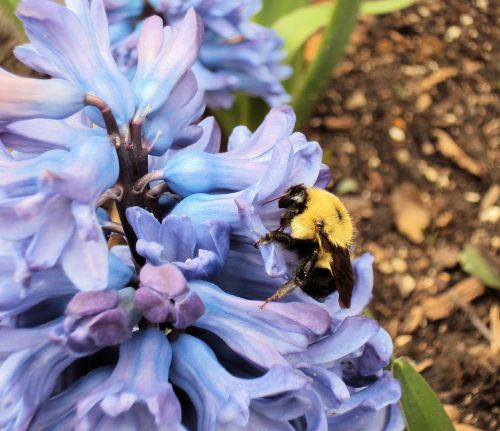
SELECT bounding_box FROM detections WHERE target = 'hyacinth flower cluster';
[104,0,291,108]
[0,0,403,430]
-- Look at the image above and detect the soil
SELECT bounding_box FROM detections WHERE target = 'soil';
[305,0,499,429]
[1,0,499,430]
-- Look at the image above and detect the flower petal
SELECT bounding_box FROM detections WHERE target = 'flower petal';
[0,69,84,122]
[30,368,112,431]
[76,329,182,430]
[17,0,135,126]
[171,334,309,430]
[190,281,329,368]
[288,316,380,368]
[62,228,108,291]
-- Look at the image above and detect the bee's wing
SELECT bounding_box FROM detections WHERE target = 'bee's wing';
[316,227,354,308]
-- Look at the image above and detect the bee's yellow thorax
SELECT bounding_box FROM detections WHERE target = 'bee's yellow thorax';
[290,188,353,248]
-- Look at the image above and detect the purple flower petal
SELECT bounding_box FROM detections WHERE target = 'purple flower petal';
[30,368,112,431]
[0,117,96,153]
[76,329,181,430]
[128,209,230,279]
[356,327,393,377]
[190,281,329,368]
[288,316,380,368]
[102,0,143,23]
[327,374,403,431]
[322,253,375,319]
[333,373,401,415]
[0,262,76,319]
[251,391,311,422]
[132,9,203,117]
[303,366,350,409]
[17,0,135,126]
[61,227,109,291]
[0,341,74,429]
[53,288,138,355]
[0,69,84,122]
[134,264,205,327]
[171,334,309,429]
[154,0,290,108]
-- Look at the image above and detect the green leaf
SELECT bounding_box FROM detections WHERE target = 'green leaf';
[459,243,500,289]
[291,0,362,126]
[0,0,24,34]
[393,357,456,431]
[274,0,419,62]
[254,0,308,26]
[2,0,19,13]
[361,0,420,14]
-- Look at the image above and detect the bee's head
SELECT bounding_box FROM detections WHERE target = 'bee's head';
[278,184,307,208]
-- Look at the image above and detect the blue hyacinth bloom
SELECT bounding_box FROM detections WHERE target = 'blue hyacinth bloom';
[0,0,403,430]
[104,0,291,109]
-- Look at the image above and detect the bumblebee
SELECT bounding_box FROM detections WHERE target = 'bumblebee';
[256,184,354,308]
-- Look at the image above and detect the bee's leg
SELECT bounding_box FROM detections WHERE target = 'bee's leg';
[277,207,300,232]
[260,248,319,309]
[259,279,298,309]
[255,231,303,249]
[295,248,319,283]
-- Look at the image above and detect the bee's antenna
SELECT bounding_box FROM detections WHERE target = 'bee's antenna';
[261,193,285,205]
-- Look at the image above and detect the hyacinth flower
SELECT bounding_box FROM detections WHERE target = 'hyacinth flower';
[102,0,291,108]
[0,0,403,429]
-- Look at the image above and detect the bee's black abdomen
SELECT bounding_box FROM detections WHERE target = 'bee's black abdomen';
[301,267,337,301]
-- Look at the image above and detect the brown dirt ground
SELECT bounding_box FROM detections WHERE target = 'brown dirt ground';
[305,0,499,429]
[1,0,499,430]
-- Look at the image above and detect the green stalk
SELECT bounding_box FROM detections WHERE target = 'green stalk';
[0,0,24,34]
[291,0,362,126]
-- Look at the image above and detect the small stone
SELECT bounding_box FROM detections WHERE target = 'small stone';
[378,261,393,275]
[445,26,462,42]
[395,334,413,348]
[459,14,473,26]
[464,191,481,203]
[416,94,432,112]
[422,142,435,155]
[479,206,500,223]
[399,274,416,298]
[480,184,499,211]
[342,141,356,154]
[417,6,430,17]
[443,113,458,124]
[365,242,387,260]
[475,0,488,11]
[345,90,367,110]
[389,126,406,142]
[309,117,321,128]
[368,156,381,168]
[415,358,433,373]
[391,257,408,273]
[491,236,500,249]
[418,276,437,294]
[323,115,355,130]
[396,148,411,163]
[444,405,460,422]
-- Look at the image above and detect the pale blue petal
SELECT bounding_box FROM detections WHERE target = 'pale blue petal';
[30,368,112,431]
[190,281,329,368]
[171,334,309,430]
[0,69,84,122]
[17,0,135,126]
[76,329,182,430]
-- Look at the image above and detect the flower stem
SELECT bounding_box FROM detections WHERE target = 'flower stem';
[85,96,161,269]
